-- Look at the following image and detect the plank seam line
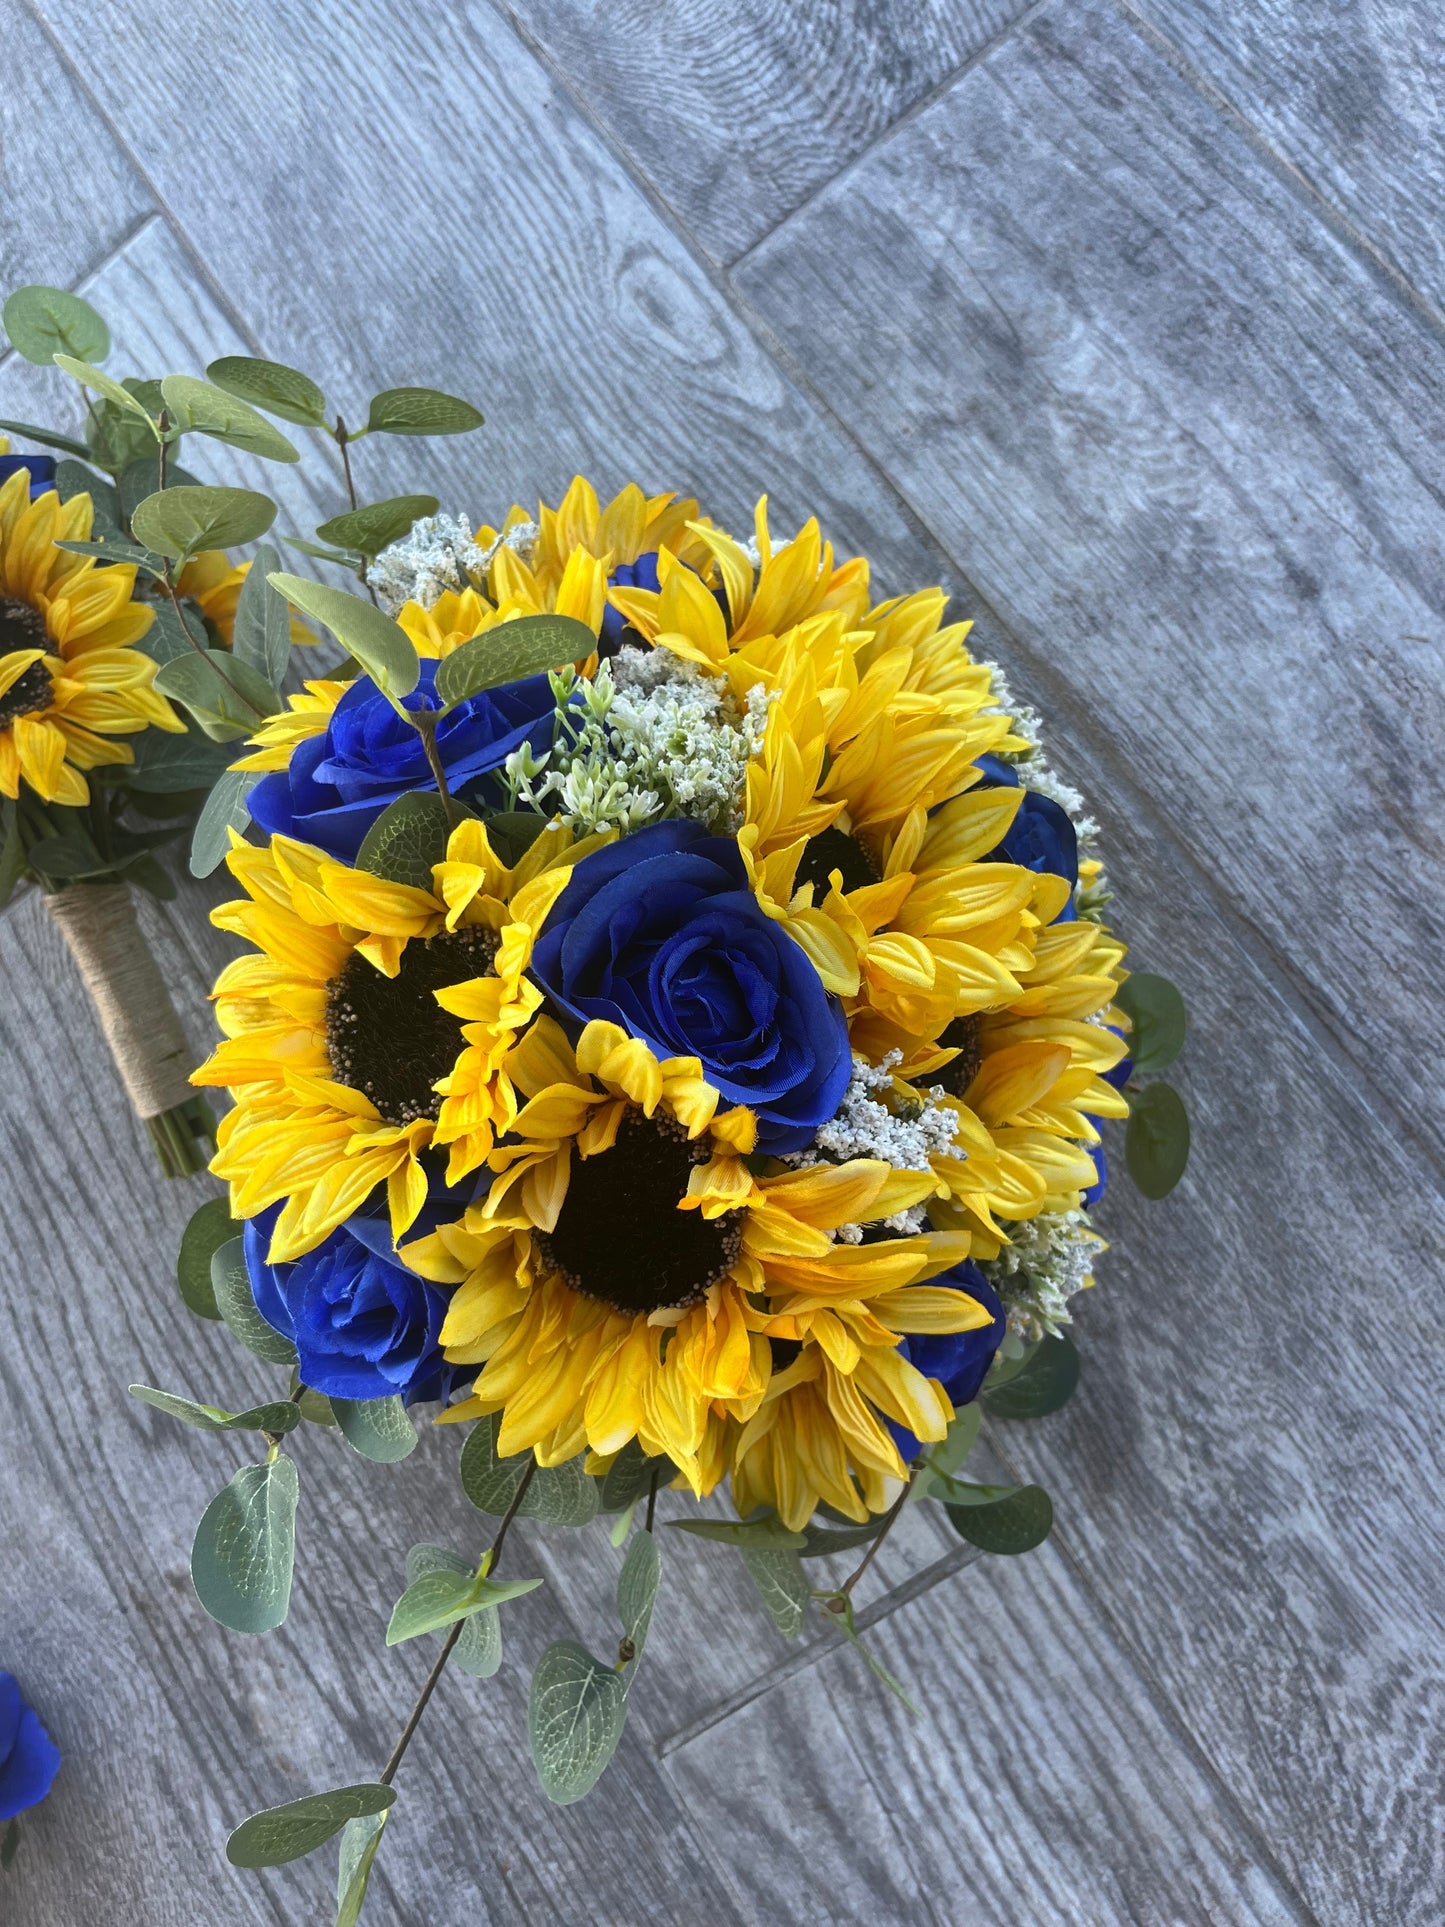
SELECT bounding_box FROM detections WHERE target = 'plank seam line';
[655,1544,984,1757]
[725,0,1056,273]
[476,0,1445,1184]
[1111,0,1445,351]
[0,211,162,377]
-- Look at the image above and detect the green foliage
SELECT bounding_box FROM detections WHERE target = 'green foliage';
[819,1593,919,1715]
[335,1811,388,1927]
[528,1641,628,1806]
[3,285,110,364]
[54,536,166,577]
[796,1516,887,1559]
[159,375,299,462]
[152,649,281,743]
[191,769,260,878]
[192,1455,299,1634]
[435,613,594,708]
[914,1400,983,1497]
[364,386,483,436]
[225,1784,395,1869]
[404,1546,502,1678]
[132,484,277,561]
[127,721,234,794]
[316,495,439,557]
[480,809,549,866]
[176,1196,236,1320]
[296,1387,338,1427]
[136,599,203,666]
[354,792,455,889]
[54,353,155,422]
[945,1484,1054,1555]
[128,1383,300,1435]
[286,536,360,568]
[0,803,25,911]
[459,1413,598,1527]
[385,1562,540,1646]
[617,1530,661,1660]
[331,1396,417,1464]
[741,1547,810,1638]
[982,1332,1080,1421]
[1126,1082,1191,1198]
[206,355,329,428]
[667,1512,807,1550]
[232,542,293,684]
[596,1439,670,1513]
[1,1816,19,1870]
[521,1452,599,1528]
[0,418,91,459]
[1115,972,1187,1075]
[268,574,419,699]
[211,1237,299,1366]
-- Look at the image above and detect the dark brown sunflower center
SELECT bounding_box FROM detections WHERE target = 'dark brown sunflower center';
[0,600,54,728]
[795,823,879,898]
[534,1105,744,1315]
[935,1014,983,1099]
[325,924,498,1125]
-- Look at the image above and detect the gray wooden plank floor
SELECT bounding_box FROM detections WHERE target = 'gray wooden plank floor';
[3,0,1442,1922]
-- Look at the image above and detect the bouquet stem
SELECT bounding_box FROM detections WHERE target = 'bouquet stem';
[43,883,216,1178]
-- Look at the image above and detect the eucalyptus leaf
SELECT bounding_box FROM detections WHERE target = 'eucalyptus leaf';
[26,834,110,881]
[191,769,260,878]
[982,1332,1080,1421]
[192,1455,299,1634]
[927,1475,1023,1506]
[127,722,234,794]
[268,574,419,698]
[286,536,361,567]
[128,1383,300,1435]
[435,613,594,707]
[137,598,205,665]
[53,354,155,421]
[154,649,281,740]
[354,792,454,890]
[226,1784,395,1869]
[824,1594,920,1714]
[386,1565,540,1645]
[1125,1082,1191,1199]
[1115,972,1187,1075]
[297,1387,338,1426]
[331,1395,417,1463]
[206,355,329,428]
[176,1195,235,1319]
[0,804,25,911]
[480,810,549,867]
[0,1816,19,1870]
[946,1484,1054,1556]
[4,286,109,364]
[232,543,291,683]
[928,1401,982,1477]
[118,453,203,514]
[211,1236,298,1367]
[741,1547,810,1638]
[405,1546,500,1678]
[365,386,484,436]
[316,495,439,558]
[617,1530,660,1661]
[528,1641,628,1806]
[86,398,160,475]
[796,1517,887,1559]
[53,537,166,576]
[0,418,91,459]
[597,1439,670,1514]
[132,484,277,560]
[524,1453,599,1529]
[459,1412,529,1516]
[667,1513,807,1551]
[159,375,300,462]
[335,1810,387,1927]
[54,459,121,533]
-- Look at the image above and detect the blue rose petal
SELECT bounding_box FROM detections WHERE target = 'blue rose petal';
[0,455,58,502]
[0,1673,61,1823]
[881,1261,1007,1462]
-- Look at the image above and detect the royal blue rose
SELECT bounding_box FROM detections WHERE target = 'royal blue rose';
[598,551,663,657]
[972,757,1078,915]
[243,1204,469,1404]
[882,1260,1007,1461]
[530,819,852,1154]
[248,659,556,861]
[0,1673,60,1822]
[0,455,58,501]
[1099,1023,1133,1092]
[1083,1142,1108,1210]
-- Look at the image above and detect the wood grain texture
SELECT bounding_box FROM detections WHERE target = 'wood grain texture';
[734,0,1445,1166]
[499,0,1033,264]
[1130,0,1445,319]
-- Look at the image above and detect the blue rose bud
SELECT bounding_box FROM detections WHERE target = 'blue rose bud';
[597,551,662,657]
[248,659,556,861]
[882,1260,1007,1461]
[0,455,58,502]
[530,819,852,1154]
[243,1206,468,1403]
[0,1673,60,1823]
[1082,1142,1107,1209]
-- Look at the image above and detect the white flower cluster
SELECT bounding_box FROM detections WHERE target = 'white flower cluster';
[503,648,769,838]
[789,1052,962,1242]
[981,1208,1104,1343]
[367,515,539,613]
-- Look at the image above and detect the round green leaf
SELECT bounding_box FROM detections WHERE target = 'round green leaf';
[190,769,259,878]
[1125,1081,1191,1199]
[206,355,328,428]
[617,1530,661,1660]
[54,354,156,425]
[406,1546,500,1678]
[365,386,484,436]
[331,1395,417,1463]
[1115,972,1187,1076]
[335,1810,388,1927]
[982,1333,1080,1421]
[597,1440,671,1514]
[211,1236,299,1366]
[153,649,282,741]
[460,1412,531,1515]
[946,1484,1054,1556]
[741,1547,810,1638]
[316,494,440,557]
[176,1196,236,1319]
[159,375,300,462]
[435,613,594,708]
[528,1641,628,1806]
[226,1784,394,1869]
[267,574,419,699]
[192,1456,299,1634]
[354,792,455,890]
[524,1455,600,1529]
[131,484,277,560]
[128,1384,300,1435]
[4,286,109,365]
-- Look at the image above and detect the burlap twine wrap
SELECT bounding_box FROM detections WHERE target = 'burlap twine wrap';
[44,885,196,1118]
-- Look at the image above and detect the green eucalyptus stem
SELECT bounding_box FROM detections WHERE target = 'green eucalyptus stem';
[378,1457,538,1789]
[159,566,264,720]
[644,1463,663,1534]
[412,711,459,832]
[157,408,170,490]
[332,415,381,607]
[839,1469,917,1599]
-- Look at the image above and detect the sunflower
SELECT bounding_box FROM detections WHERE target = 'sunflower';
[0,464,181,805]
[193,818,604,1261]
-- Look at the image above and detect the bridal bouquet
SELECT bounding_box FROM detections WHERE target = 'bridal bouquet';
[121,465,1192,1916]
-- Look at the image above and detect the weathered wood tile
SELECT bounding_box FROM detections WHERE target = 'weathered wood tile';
[500,0,1034,264]
[1131,0,1445,317]
[734,0,1445,1161]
